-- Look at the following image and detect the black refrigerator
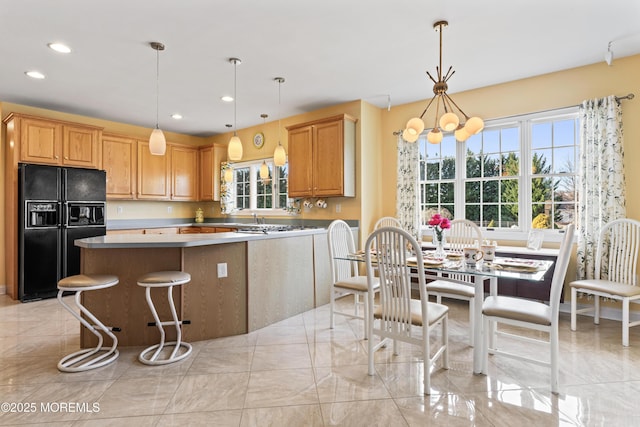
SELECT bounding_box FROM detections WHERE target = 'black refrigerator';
[18,163,107,302]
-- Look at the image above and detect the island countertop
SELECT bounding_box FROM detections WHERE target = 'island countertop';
[76,227,327,249]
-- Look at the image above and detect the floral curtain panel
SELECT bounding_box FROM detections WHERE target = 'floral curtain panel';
[220,162,234,215]
[396,134,420,240]
[576,95,626,280]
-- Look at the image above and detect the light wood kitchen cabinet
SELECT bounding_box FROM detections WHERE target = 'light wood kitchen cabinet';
[199,144,226,201]
[8,113,101,169]
[101,133,137,199]
[286,114,356,197]
[171,144,198,201]
[137,140,171,200]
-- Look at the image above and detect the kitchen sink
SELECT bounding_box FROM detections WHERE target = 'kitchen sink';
[235,224,316,234]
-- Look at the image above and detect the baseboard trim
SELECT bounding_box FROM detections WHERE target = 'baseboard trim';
[559,302,640,323]
[0,284,6,295]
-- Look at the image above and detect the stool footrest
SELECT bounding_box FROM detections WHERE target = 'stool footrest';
[138,342,192,365]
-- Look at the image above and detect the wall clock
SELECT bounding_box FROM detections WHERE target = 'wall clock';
[253,132,265,149]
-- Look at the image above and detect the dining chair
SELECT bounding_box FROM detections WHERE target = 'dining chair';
[481,223,575,394]
[327,219,379,339]
[426,218,483,345]
[374,216,402,230]
[365,226,449,395]
[570,218,640,346]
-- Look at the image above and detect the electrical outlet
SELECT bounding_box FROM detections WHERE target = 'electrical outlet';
[117,206,123,214]
[167,206,172,213]
[335,203,341,213]
[217,263,228,278]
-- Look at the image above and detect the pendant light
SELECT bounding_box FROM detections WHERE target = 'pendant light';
[402,21,484,144]
[149,42,166,155]
[273,77,287,167]
[227,58,243,161]
[259,161,269,180]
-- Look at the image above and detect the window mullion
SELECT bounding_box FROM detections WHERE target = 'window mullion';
[455,139,466,218]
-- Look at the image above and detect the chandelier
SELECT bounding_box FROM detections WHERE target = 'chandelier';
[403,20,484,144]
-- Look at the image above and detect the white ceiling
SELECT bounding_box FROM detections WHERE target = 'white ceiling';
[1,0,639,137]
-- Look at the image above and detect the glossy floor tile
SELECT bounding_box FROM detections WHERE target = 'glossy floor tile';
[2,293,640,426]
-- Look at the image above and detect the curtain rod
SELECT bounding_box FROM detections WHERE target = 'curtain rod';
[392,93,635,136]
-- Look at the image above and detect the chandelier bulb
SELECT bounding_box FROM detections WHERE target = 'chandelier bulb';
[402,128,420,143]
[464,116,485,135]
[406,117,425,136]
[454,125,470,142]
[427,128,443,144]
[439,112,459,132]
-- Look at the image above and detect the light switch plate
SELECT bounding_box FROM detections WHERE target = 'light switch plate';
[217,263,228,278]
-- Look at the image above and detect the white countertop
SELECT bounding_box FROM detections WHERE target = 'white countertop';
[76,228,326,249]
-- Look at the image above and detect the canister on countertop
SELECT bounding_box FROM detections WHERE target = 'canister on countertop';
[195,208,204,223]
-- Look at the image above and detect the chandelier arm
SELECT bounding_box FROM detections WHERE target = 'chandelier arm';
[443,68,455,83]
[425,70,438,85]
[433,95,442,128]
[418,95,438,119]
[442,66,454,82]
[443,92,471,120]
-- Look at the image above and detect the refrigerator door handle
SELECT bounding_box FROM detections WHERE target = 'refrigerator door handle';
[62,202,68,227]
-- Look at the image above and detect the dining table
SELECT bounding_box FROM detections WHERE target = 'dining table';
[340,250,554,374]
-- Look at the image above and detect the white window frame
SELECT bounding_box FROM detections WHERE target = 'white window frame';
[227,158,289,216]
[419,106,579,243]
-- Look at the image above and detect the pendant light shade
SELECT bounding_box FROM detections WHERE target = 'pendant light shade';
[273,144,287,166]
[149,42,166,155]
[405,117,425,136]
[464,116,485,135]
[259,161,269,180]
[402,128,420,143]
[273,77,287,167]
[439,112,459,132]
[427,128,443,144]
[228,58,243,161]
[228,135,243,161]
[149,128,167,155]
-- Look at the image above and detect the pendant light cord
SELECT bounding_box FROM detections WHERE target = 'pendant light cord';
[155,47,160,129]
[233,59,238,136]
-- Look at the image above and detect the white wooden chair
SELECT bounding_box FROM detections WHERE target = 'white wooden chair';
[482,224,574,394]
[570,218,640,346]
[365,226,449,395]
[327,219,379,338]
[374,216,401,230]
[426,218,483,345]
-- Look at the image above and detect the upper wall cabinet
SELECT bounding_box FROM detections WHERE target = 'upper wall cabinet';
[199,144,226,201]
[171,144,198,201]
[101,133,137,199]
[286,114,356,198]
[6,114,101,169]
[137,140,171,200]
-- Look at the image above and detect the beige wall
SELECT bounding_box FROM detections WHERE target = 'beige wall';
[2,54,639,295]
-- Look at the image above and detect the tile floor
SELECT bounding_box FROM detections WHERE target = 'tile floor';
[1,293,640,426]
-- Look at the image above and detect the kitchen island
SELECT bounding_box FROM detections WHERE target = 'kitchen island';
[76,228,332,347]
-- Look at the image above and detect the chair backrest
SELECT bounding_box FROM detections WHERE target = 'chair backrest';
[447,219,483,252]
[549,224,575,316]
[594,218,640,285]
[374,216,402,230]
[365,226,427,331]
[328,219,359,283]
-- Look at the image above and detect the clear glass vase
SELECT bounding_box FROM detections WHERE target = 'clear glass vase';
[433,230,446,258]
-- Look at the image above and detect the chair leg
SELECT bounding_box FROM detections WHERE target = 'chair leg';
[329,287,336,329]
[443,315,449,369]
[550,325,559,394]
[481,316,489,375]
[623,298,630,347]
[570,288,577,331]
[363,291,369,340]
[423,334,431,395]
[594,296,600,325]
[368,318,375,376]
[468,298,474,347]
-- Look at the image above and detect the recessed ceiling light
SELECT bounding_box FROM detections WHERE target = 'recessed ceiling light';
[221,95,233,102]
[171,113,183,120]
[25,71,45,79]
[48,43,71,53]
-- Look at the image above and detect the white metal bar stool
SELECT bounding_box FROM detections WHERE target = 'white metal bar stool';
[137,271,192,365]
[57,274,120,372]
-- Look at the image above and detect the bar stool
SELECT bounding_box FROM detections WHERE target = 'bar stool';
[137,271,192,365]
[57,274,120,372]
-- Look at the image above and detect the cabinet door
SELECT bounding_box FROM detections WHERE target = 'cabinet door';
[199,146,214,201]
[287,126,314,197]
[102,134,137,199]
[137,141,171,200]
[19,117,62,164]
[171,145,198,201]
[62,125,99,168]
[313,119,344,197]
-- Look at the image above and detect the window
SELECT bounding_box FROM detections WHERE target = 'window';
[418,107,579,239]
[228,159,289,212]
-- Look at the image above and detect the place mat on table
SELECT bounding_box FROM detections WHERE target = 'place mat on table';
[406,256,445,268]
[489,258,543,271]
